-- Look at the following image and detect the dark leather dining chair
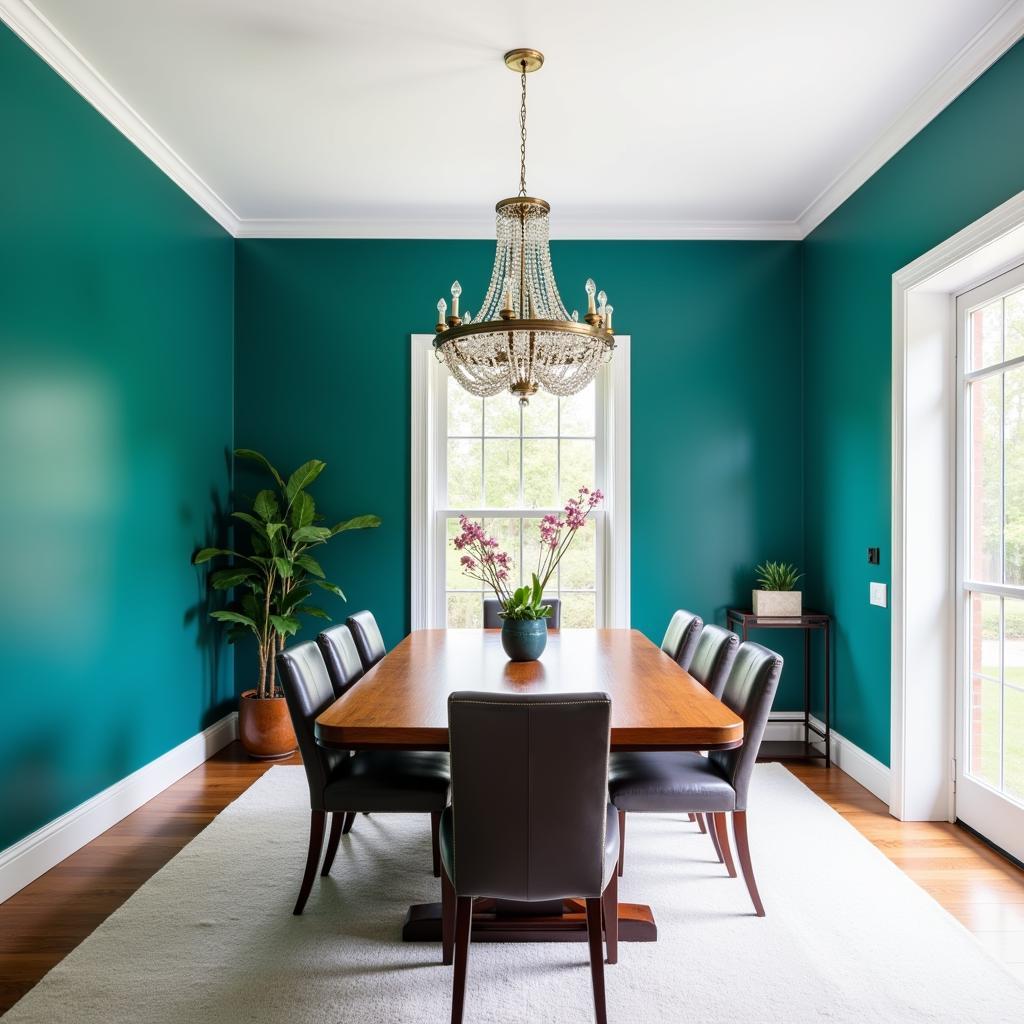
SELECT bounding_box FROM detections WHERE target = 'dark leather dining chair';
[276,641,450,915]
[608,642,783,916]
[315,624,364,698]
[482,597,561,628]
[688,624,739,699]
[660,609,703,667]
[346,609,386,670]
[440,691,619,1024]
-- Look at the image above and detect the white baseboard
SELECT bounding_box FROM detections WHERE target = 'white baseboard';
[766,712,892,806]
[0,712,238,904]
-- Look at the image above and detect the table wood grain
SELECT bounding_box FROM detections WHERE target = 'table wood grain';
[315,629,743,751]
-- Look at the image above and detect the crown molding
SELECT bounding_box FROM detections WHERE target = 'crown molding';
[234,216,804,241]
[0,0,240,235]
[797,0,1024,237]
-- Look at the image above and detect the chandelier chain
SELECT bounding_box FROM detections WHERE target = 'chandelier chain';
[519,62,527,197]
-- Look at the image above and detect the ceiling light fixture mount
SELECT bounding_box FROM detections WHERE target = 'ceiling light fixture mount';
[432,48,617,406]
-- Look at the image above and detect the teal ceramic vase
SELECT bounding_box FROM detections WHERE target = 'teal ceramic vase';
[500,617,548,662]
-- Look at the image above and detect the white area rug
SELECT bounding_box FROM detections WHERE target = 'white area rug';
[3,764,1021,1023]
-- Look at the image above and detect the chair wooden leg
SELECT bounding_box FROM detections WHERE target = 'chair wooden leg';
[707,812,724,864]
[586,897,608,1024]
[342,811,356,834]
[617,811,626,877]
[320,812,344,877]
[450,896,473,1024]
[431,811,442,878]
[687,813,695,823]
[733,811,765,917]
[713,812,736,878]
[696,813,707,834]
[441,866,456,965]
[293,809,326,915]
[602,869,619,965]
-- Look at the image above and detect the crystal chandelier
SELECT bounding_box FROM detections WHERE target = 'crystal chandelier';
[433,49,616,406]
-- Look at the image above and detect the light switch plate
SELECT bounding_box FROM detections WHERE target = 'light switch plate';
[870,582,887,608]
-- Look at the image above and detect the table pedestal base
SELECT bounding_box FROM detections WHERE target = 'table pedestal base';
[402,897,657,943]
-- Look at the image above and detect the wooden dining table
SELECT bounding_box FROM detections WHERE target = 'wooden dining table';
[315,627,744,943]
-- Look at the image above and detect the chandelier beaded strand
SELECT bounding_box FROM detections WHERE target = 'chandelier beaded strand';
[432,48,617,406]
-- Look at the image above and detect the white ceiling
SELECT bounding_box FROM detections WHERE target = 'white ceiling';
[7,0,1024,236]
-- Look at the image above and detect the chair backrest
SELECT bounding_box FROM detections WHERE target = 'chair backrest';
[660,609,703,667]
[708,642,783,810]
[688,624,740,699]
[483,597,561,629]
[447,690,611,901]
[346,610,386,670]
[276,642,338,809]
[316,624,364,697]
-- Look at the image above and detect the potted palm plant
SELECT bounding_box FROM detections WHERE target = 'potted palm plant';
[752,560,804,617]
[453,486,602,661]
[193,449,380,758]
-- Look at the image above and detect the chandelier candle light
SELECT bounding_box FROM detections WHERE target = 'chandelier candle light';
[432,49,617,406]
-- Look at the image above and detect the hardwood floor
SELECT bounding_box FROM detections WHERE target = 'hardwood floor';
[0,746,1022,1013]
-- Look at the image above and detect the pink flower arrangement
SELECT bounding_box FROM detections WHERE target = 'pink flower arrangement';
[452,486,603,620]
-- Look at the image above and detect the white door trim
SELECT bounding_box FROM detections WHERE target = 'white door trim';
[891,188,1024,821]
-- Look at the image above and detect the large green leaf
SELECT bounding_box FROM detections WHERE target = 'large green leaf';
[531,573,542,607]
[235,449,284,488]
[330,514,382,534]
[253,489,280,522]
[241,593,262,620]
[279,586,311,611]
[295,554,325,578]
[286,460,325,502]
[313,579,346,600]
[211,610,258,631]
[210,567,257,590]
[269,614,301,636]
[291,491,315,529]
[193,547,234,564]
[265,522,286,540]
[301,606,331,620]
[292,525,331,544]
[273,557,293,579]
[232,511,268,538]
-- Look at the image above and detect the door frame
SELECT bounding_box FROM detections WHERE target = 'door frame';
[891,188,1024,821]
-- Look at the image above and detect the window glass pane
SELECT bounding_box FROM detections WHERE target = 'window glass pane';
[484,393,520,437]
[522,516,545,585]
[1006,366,1024,585]
[1005,685,1024,804]
[560,383,596,437]
[970,592,1000,680]
[523,390,557,436]
[559,519,597,590]
[1006,290,1024,362]
[969,375,1002,582]
[1004,597,1024,802]
[483,439,520,507]
[560,438,596,504]
[523,439,557,509]
[969,300,1002,370]
[447,439,481,506]
[969,674,1001,788]
[447,592,483,628]
[561,592,596,628]
[448,377,482,435]
[483,517,522,587]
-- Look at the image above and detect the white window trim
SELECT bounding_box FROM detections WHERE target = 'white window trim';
[891,187,1024,822]
[410,333,630,630]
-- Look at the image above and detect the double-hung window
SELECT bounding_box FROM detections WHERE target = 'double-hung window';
[411,334,630,630]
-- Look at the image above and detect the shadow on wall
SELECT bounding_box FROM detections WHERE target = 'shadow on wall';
[183,449,235,727]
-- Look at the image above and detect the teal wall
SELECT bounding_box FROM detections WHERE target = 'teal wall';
[0,24,235,850]
[803,39,1024,764]
[234,239,806,698]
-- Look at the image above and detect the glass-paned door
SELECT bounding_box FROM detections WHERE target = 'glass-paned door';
[956,263,1024,862]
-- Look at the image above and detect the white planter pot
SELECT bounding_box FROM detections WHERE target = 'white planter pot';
[752,590,802,617]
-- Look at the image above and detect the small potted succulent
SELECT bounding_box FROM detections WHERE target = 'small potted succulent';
[453,486,602,661]
[192,449,380,758]
[752,561,804,617]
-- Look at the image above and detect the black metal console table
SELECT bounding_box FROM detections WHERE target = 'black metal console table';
[726,609,832,763]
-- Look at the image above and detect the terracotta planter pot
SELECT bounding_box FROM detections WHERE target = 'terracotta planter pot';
[238,689,297,760]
